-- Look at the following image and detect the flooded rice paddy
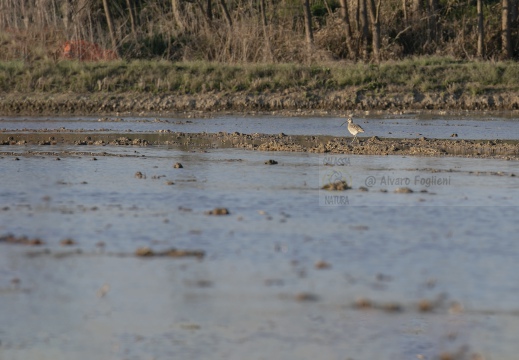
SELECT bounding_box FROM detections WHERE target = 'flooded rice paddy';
[1,114,519,360]
[2,113,519,140]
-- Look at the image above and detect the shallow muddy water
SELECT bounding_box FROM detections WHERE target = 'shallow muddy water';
[2,114,519,140]
[1,115,519,360]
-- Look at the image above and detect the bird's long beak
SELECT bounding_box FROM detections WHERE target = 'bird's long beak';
[340,122,347,126]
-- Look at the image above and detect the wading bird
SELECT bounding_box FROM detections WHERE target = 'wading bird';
[340,115,365,144]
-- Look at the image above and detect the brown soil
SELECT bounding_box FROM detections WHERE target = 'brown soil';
[134,246,205,258]
[3,91,519,116]
[1,131,518,160]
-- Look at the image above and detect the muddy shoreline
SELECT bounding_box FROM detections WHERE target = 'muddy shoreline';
[1,131,518,160]
[4,91,519,117]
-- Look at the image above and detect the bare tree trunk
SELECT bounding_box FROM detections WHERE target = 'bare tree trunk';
[51,0,58,27]
[477,0,485,58]
[62,0,71,34]
[412,0,422,16]
[428,0,438,43]
[303,0,314,53]
[87,5,95,43]
[171,0,185,31]
[206,0,213,21]
[21,0,29,29]
[35,0,43,29]
[339,0,355,59]
[260,0,273,62]
[102,0,118,54]
[126,0,137,37]
[0,0,4,28]
[219,0,232,28]
[402,0,408,25]
[368,0,381,62]
[355,0,360,33]
[0,0,5,28]
[502,0,512,59]
[359,0,369,60]
[40,0,48,28]
[511,0,518,26]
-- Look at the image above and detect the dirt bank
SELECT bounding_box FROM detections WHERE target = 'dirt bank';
[3,90,519,116]
[1,131,518,160]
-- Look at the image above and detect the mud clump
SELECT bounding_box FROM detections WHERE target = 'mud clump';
[134,171,146,179]
[294,292,319,302]
[394,187,414,193]
[173,162,183,168]
[258,141,305,152]
[60,238,76,246]
[0,234,44,246]
[135,246,205,259]
[111,137,149,146]
[354,297,374,309]
[382,302,403,313]
[417,299,434,312]
[205,207,230,215]
[322,180,350,191]
[314,260,331,269]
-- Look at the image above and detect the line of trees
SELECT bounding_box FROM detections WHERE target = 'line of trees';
[1,0,519,63]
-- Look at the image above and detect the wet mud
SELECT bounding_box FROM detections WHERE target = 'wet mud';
[4,91,519,116]
[1,131,519,160]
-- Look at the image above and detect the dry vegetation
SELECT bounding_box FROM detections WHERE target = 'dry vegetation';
[0,0,517,63]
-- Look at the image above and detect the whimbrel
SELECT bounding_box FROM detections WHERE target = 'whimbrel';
[341,115,365,144]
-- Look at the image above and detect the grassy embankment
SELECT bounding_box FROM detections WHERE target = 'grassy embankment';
[2,57,519,114]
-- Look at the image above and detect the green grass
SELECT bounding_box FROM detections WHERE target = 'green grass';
[2,57,519,96]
